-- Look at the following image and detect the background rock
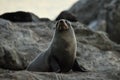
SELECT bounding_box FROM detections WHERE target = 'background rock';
[106,0,120,44]
[55,10,78,22]
[69,0,120,44]
[0,11,41,22]
[69,0,110,24]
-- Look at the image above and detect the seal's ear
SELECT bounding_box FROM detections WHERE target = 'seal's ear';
[65,20,71,27]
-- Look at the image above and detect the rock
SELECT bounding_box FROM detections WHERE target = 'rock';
[55,10,78,22]
[69,0,111,24]
[106,0,120,44]
[69,0,120,44]
[73,22,120,71]
[0,11,40,22]
[73,24,117,51]
[0,71,120,80]
[0,18,120,80]
[69,0,98,24]
[0,46,26,70]
[69,0,110,33]
[39,18,51,22]
[88,20,106,31]
[0,19,52,70]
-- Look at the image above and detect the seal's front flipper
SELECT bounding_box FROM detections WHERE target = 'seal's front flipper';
[49,58,61,73]
[72,59,88,72]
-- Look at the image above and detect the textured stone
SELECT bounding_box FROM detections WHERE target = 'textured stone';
[55,10,78,22]
[0,71,120,80]
[69,0,120,44]
[0,11,40,22]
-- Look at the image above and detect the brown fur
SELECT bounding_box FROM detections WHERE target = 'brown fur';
[27,19,87,73]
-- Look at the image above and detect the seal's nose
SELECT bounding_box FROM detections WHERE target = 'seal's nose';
[58,20,66,27]
[56,19,69,31]
[59,19,65,24]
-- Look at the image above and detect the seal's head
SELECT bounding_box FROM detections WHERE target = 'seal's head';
[56,19,71,31]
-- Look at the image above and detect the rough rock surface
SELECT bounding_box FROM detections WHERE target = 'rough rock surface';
[69,0,111,24]
[55,10,78,22]
[0,71,120,80]
[69,0,120,44]
[106,0,120,44]
[0,18,120,80]
[0,18,53,70]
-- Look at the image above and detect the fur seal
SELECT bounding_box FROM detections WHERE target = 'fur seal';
[27,19,87,73]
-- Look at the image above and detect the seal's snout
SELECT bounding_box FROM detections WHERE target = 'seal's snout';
[56,19,69,31]
[59,20,65,24]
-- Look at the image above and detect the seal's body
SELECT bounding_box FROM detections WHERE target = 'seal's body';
[27,19,87,72]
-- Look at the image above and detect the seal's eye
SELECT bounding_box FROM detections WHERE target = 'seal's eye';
[65,20,68,24]
[65,20,70,27]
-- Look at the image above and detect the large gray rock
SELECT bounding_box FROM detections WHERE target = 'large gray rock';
[55,10,78,22]
[106,0,120,44]
[73,22,120,71]
[0,71,120,80]
[69,0,111,24]
[69,0,120,44]
[0,46,26,70]
[0,11,41,22]
[0,19,53,70]
[0,19,120,80]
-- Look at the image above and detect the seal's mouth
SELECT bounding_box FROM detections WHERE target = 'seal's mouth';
[56,19,69,31]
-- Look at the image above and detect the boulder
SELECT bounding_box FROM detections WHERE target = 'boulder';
[0,46,26,70]
[0,19,52,70]
[55,10,78,22]
[106,0,120,44]
[69,0,120,44]
[39,18,51,22]
[69,0,110,24]
[0,11,40,22]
